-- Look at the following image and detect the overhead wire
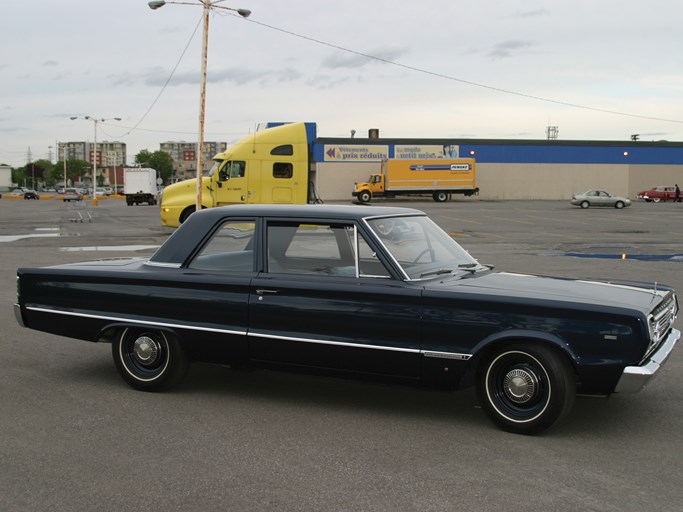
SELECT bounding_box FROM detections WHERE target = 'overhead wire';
[126,9,682,140]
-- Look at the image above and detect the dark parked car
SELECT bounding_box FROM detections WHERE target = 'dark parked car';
[14,205,679,434]
[23,189,40,200]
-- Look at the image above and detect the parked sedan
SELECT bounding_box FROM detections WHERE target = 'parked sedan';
[637,186,677,202]
[62,188,83,202]
[23,190,40,200]
[570,189,631,209]
[14,205,679,434]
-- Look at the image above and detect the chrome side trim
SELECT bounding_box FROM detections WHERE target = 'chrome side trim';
[25,305,473,360]
[248,331,420,353]
[422,350,471,360]
[25,306,245,336]
[615,327,680,393]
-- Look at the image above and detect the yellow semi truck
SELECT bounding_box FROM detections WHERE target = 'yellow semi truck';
[352,158,478,203]
[160,122,317,227]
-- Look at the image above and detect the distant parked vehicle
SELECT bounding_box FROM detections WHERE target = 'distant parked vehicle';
[63,188,83,202]
[570,190,631,209]
[23,190,40,200]
[637,186,677,202]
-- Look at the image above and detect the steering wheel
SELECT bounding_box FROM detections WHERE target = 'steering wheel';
[375,219,394,236]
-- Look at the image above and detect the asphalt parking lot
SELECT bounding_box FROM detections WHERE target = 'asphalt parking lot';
[1,197,682,512]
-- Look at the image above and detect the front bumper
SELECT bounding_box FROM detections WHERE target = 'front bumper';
[614,328,680,393]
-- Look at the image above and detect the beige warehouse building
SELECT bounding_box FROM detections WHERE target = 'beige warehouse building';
[309,135,683,202]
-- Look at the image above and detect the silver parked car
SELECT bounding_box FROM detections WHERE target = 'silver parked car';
[570,190,631,209]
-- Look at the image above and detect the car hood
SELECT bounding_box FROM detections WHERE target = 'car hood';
[428,271,668,314]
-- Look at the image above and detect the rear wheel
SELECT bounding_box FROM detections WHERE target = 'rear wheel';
[433,191,449,202]
[112,328,189,391]
[476,344,575,434]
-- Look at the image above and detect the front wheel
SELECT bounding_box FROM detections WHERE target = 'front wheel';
[112,328,189,391]
[580,200,589,209]
[615,201,625,209]
[476,344,575,434]
[358,190,372,203]
[179,206,197,224]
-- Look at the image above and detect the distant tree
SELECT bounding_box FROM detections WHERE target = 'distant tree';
[28,159,54,188]
[50,159,92,187]
[134,150,174,185]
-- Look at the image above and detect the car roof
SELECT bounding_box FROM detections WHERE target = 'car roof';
[151,204,426,265]
[196,203,424,221]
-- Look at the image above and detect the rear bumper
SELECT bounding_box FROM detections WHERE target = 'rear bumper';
[614,328,680,393]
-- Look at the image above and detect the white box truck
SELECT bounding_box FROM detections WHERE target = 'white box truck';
[124,168,158,206]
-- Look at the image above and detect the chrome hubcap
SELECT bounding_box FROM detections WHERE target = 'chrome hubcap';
[133,336,159,365]
[503,368,537,404]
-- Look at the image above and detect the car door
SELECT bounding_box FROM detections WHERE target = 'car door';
[248,219,423,378]
[179,218,258,362]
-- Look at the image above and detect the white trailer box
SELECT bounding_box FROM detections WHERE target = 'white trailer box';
[0,165,11,193]
[124,168,157,205]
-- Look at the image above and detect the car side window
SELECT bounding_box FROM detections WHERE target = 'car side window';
[189,220,256,271]
[267,221,390,278]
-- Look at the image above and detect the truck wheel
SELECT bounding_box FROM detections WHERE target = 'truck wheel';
[112,328,189,391]
[358,191,372,203]
[475,344,575,435]
[433,191,449,202]
[179,206,196,224]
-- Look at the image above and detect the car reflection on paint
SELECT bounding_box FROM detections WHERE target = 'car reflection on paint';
[570,189,631,209]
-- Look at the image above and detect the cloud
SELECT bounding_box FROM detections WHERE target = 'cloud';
[322,46,409,69]
[488,40,536,59]
[510,9,549,18]
[43,60,59,67]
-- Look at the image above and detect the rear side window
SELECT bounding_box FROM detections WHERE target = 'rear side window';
[189,221,256,271]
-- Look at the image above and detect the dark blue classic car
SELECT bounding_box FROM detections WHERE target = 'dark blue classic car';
[14,205,679,434]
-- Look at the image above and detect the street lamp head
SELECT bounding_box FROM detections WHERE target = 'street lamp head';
[237,8,251,18]
[114,117,122,121]
[70,116,77,120]
[148,1,166,9]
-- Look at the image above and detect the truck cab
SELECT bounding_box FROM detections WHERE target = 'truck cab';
[160,123,316,227]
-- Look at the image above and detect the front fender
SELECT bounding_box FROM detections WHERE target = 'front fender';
[469,329,580,367]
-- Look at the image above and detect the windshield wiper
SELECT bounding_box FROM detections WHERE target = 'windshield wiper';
[457,263,478,273]
[419,268,455,278]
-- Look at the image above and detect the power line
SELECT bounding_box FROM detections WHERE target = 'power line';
[243,17,683,125]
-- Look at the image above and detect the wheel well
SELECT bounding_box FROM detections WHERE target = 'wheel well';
[471,338,578,376]
[98,324,183,346]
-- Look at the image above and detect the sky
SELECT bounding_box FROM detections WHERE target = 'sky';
[2,0,683,167]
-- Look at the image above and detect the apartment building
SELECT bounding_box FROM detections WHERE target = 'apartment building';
[159,141,228,181]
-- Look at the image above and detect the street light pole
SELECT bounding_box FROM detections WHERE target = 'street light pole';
[149,0,251,214]
[70,116,121,205]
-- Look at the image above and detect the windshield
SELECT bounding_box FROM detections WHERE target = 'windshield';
[366,215,482,280]
[208,160,222,178]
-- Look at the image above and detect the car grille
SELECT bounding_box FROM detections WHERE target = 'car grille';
[644,292,678,362]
